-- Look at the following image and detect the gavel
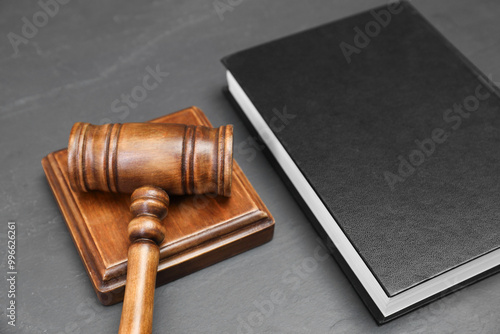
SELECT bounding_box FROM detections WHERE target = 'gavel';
[67,122,233,334]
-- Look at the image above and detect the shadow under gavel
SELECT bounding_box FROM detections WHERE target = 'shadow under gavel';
[67,122,233,334]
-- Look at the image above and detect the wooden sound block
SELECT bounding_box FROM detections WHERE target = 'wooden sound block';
[42,106,274,305]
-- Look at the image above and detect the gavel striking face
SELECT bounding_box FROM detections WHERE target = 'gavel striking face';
[67,122,233,334]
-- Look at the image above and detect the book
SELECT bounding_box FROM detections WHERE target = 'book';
[221,1,500,323]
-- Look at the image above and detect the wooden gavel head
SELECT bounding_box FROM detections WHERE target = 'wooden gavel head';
[67,122,233,196]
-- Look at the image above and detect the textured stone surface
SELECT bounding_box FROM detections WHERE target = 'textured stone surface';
[1,0,499,333]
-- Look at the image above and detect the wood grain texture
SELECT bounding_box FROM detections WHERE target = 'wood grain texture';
[67,122,233,196]
[118,186,169,334]
[118,240,159,334]
[41,106,274,305]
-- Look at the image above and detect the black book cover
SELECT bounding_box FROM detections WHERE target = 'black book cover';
[222,1,500,323]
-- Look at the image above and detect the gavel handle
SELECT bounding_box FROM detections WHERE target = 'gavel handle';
[118,186,169,334]
[119,240,160,334]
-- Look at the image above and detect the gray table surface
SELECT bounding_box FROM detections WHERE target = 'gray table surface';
[1,0,500,333]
